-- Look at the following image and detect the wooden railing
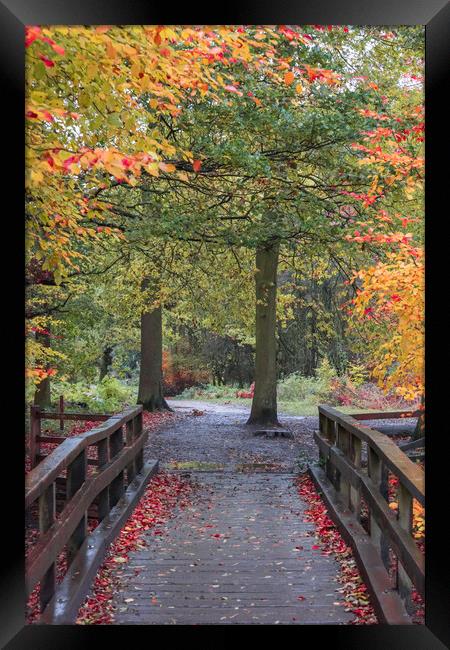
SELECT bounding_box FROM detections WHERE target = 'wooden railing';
[25,405,146,617]
[312,405,424,623]
[29,398,111,469]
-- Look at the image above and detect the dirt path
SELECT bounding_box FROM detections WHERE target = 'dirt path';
[145,400,415,472]
[144,399,319,473]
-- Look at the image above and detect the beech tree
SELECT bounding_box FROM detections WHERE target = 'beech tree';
[124,27,378,424]
[25,24,424,423]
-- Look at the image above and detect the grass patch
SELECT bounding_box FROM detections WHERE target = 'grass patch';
[171,394,393,417]
[165,460,224,471]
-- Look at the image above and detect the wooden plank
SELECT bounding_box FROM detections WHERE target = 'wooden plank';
[318,406,424,505]
[29,405,41,469]
[308,465,412,624]
[40,460,159,624]
[359,476,424,597]
[313,431,330,460]
[26,438,83,508]
[26,435,146,594]
[371,424,415,437]
[59,395,64,432]
[399,437,425,452]
[351,410,420,421]
[97,486,110,522]
[38,483,55,611]
[314,426,424,598]
[66,450,87,566]
[125,420,136,485]
[328,446,360,489]
[336,424,351,507]
[314,436,361,491]
[349,433,362,517]
[109,427,124,507]
[96,438,110,521]
[26,407,143,506]
[106,471,354,626]
[397,482,415,609]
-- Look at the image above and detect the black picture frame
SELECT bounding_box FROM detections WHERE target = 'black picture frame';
[2,1,449,647]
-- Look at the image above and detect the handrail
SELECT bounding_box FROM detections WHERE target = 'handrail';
[25,405,145,616]
[314,405,424,618]
[26,406,141,505]
[350,409,421,420]
[318,406,424,503]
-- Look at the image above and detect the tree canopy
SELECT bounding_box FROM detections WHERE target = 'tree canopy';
[25,25,424,416]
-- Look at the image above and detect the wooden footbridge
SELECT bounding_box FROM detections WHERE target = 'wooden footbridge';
[25,403,424,625]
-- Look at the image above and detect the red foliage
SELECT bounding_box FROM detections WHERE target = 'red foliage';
[297,474,424,625]
[296,475,378,624]
[329,379,415,410]
[26,412,176,623]
[76,471,194,624]
[142,410,174,430]
[236,382,255,399]
[162,350,208,396]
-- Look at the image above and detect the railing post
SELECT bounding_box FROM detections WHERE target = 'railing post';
[379,462,390,570]
[97,438,110,521]
[319,413,336,485]
[318,412,327,466]
[66,449,87,565]
[135,411,144,474]
[368,447,382,545]
[39,482,56,611]
[59,395,64,432]
[109,426,125,507]
[349,433,362,518]
[337,423,351,507]
[397,482,414,612]
[30,405,41,469]
[125,419,136,485]
[368,446,390,571]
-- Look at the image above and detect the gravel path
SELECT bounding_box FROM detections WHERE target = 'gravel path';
[144,400,320,473]
[145,399,417,472]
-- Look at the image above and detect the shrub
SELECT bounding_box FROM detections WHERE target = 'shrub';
[328,376,414,410]
[50,377,136,413]
[178,384,237,400]
[347,362,369,388]
[163,369,208,396]
[277,358,334,404]
[315,358,334,399]
[162,350,209,396]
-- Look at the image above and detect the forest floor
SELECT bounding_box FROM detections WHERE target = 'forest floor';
[145,399,417,473]
[168,395,412,417]
[148,399,320,473]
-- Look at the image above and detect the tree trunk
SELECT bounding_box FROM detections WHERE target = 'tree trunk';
[247,241,280,426]
[99,345,113,382]
[34,329,52,408]
[137,297,171,412]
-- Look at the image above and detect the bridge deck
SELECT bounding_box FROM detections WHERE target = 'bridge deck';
[110,471,352,625]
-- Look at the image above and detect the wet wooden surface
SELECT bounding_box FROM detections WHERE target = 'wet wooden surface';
[111,472,352,625]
